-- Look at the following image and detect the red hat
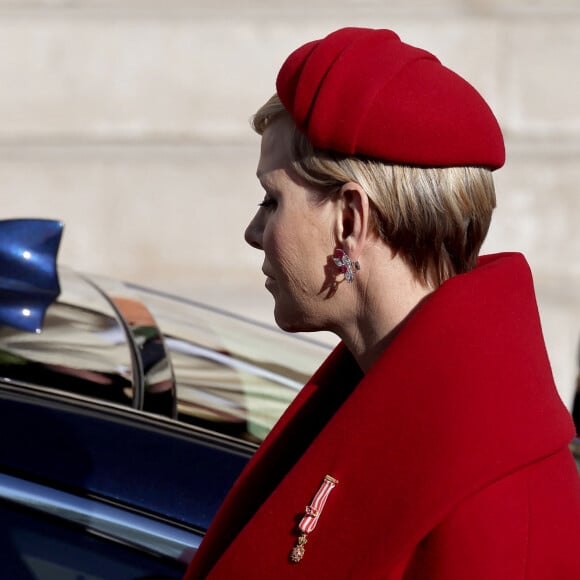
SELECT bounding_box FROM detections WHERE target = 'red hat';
[276,27,505,170]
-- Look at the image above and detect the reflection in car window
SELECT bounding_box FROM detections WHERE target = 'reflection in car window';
[108,295,176,418]
[0,269,135,407]
[127,287,329,443]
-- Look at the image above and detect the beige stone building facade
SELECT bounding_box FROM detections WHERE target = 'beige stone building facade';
[2,1,579,407]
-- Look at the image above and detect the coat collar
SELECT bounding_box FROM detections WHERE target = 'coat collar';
[186,253,574,578]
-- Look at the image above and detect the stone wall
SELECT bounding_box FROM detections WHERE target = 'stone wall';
[2,1,579,406]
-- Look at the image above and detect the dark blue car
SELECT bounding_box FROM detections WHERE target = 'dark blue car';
[0,220,330,579]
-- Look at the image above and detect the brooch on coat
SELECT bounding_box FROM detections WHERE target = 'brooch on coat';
[289,474,338,564]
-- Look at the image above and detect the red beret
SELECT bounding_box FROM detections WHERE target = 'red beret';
[276,27,505,170]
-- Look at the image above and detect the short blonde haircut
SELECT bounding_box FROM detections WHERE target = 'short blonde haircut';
[252,95,496,286]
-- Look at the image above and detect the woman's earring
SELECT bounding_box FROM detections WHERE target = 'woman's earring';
[333,249,360,283]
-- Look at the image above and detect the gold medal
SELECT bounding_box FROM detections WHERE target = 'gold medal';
[289,533,308,563]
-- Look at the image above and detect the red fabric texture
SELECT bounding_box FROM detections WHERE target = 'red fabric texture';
[276,27,505,170]
[184,253,580,579]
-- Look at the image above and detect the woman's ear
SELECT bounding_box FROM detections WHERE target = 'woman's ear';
[335,182,370,256]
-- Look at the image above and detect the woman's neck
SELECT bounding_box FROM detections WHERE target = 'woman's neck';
[334,255,435,373]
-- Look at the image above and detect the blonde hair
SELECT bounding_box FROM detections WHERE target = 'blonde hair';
[252,95,496,286]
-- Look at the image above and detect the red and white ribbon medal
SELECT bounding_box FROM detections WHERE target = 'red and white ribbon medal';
[289,475,338,563]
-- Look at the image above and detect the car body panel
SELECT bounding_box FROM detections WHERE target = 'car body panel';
[0,472,201,562]
[0,383,253,531]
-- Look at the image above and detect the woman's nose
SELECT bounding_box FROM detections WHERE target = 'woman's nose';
[244,214,263,250]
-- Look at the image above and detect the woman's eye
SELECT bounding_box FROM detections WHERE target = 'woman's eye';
[258,197,277,209]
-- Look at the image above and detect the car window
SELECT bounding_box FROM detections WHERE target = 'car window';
[0,268,331,445]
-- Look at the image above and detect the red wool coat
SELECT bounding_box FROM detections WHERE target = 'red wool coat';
[184,253,580,579]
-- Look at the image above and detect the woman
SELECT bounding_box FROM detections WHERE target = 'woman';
[184,27,580,579]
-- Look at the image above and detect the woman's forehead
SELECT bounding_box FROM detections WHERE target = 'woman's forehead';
[257,116,294,179]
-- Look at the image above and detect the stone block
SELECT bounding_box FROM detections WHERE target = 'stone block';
[0,18,282,141]
[503,20,580,134]
[0,143,261,279]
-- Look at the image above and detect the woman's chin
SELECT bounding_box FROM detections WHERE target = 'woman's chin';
[273,312,301,333]
[273,308,322,334]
